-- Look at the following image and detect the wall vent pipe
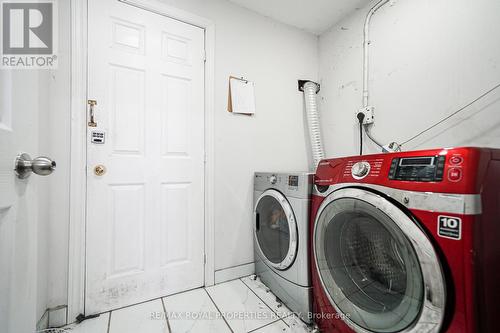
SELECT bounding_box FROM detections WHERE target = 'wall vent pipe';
[363,0,390,108]
[362,0,395,151]
[299,80,325,171]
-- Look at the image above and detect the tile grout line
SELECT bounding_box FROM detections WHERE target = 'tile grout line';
[239,276,292,328]
[247,318,286,333]
[203,287,235,333]
[160,297,172,333]
[214,261,255,273]
[77,277,301,333]
[106,311,112,333]
[90,285,203,319]
[213,274,253,285]
[82,277,253,328]
[241,276,314,331]
[242,277,313,331]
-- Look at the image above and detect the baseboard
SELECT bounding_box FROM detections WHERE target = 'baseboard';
[48,305,68,328]
[214,262,255,284]
[36,309,49,331]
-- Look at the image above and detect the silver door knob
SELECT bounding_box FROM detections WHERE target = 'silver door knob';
[14,153,56,179]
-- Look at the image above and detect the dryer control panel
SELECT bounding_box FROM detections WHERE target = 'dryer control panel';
[254,172,313,199]
[389,155,446,182]
[315,147,496,194]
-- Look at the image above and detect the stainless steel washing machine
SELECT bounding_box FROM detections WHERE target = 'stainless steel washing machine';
[253,172,313,323]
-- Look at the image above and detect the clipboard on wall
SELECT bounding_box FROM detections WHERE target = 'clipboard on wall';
[227,76,256,115]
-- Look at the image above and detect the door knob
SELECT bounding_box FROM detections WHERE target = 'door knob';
[14,153,56,179]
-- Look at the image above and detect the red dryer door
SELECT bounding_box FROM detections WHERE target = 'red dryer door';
[313,188,445,333]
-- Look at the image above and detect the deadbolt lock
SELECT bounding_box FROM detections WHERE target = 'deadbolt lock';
[94,165,106,176]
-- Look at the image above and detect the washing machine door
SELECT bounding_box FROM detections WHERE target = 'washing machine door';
[313,188,445,333]
[254,189,298,270]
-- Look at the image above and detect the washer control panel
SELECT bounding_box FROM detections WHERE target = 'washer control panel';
[389,155,446,182]
[254,172,313,199]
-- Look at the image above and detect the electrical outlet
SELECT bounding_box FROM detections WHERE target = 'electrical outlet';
[356,106,375,125]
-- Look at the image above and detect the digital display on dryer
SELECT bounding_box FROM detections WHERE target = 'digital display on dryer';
[389,156,445,182]
[288,175,299,187]
[400,157,434,166]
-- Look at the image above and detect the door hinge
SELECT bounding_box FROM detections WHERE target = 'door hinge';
[202,50,206,62]
[203,153,207,164]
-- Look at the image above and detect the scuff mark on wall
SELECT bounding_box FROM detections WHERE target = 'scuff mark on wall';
[340,81,357,90]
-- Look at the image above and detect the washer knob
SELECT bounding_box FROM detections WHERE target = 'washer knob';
[269,175,277,184]
[352,162,370,179]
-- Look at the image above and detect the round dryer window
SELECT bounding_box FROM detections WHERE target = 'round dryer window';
[313,188,446,333]
[254,190,298,270]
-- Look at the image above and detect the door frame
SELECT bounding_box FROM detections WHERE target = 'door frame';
[68,0,216,321]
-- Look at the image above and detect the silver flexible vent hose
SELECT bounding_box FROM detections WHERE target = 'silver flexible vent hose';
[303,81,325,170]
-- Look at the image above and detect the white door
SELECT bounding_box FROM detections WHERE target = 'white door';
[86,0,206,314]
[0,72,46,332]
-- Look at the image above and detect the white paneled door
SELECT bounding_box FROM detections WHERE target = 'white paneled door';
[86,0,206,314]
[0,73,41,333]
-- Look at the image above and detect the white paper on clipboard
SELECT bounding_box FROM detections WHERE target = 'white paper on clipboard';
[229,77,256,115]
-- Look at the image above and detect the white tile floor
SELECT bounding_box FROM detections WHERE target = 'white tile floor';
[62,275,315,333]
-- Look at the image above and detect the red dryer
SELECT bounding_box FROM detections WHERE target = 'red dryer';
[310,147,500,333]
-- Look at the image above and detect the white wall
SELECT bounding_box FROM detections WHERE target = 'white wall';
[318,0,500,157]
[156,0,319,273]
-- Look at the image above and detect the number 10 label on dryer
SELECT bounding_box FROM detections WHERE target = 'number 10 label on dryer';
[438,215,462,240]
